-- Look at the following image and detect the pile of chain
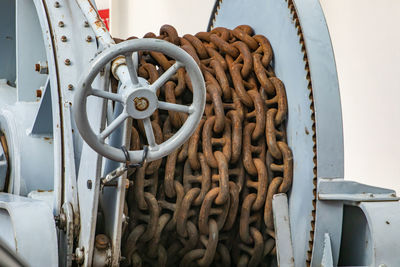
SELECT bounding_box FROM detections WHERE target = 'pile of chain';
[117,24,293,267]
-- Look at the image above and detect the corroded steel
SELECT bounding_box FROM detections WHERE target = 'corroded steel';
[116,24,293,266]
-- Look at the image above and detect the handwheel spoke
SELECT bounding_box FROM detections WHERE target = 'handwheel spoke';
[158,101,192,114]
[99,112,129,140]
[90,88,124,103]
[125,52,140,87]
[142,117,157,148]
[149,61,184,93]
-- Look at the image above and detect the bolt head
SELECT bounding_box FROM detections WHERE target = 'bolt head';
[54,1,60,8]
[64,59,71,65]
[61,35,67,42]
[35,63,40,72]
[68,84,74,90]
[86,36,92,42]
[58,21,64,27]
[134,97,149,111]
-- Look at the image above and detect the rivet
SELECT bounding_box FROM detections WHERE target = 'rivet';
[86,36,92,42]
[54,1,60,8]
[67,84,74,90]
[87,180,92,189]
[64,59,71,65]
[58,21,64,27]
[61,35,67,42]
[84,21,89,27]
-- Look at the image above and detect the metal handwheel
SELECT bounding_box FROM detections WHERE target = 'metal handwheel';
[74,38,206,163]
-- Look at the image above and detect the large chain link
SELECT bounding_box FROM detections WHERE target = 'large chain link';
[115,24,293,266]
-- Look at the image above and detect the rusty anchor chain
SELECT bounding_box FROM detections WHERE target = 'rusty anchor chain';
[111,24,293,266]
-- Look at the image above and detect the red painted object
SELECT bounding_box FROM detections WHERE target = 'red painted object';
[98,9,110,30]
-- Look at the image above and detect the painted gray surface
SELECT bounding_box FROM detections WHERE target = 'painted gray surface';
[16,0,48,102]
[0,0,16,84]
[0,102,54,195]
[357,201,400,266]
[0,193,58,266]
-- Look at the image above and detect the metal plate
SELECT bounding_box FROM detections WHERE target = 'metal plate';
[210,0,344,265]
[0,193,58,266]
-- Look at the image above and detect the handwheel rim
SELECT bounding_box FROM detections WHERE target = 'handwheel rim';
[74,38,206,163]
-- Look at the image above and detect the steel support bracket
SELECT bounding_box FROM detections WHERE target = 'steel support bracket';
[312,178,399,267]
[318,179,399,202]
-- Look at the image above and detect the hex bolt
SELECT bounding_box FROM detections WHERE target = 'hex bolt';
[68,84,74,91]
[34,61,49,74]
[95,234,110,250]
[87,179,92,189]
[64,59,71,66]
[61,35,67,42]
[84,21,89,27]
[86,36,92,42]
[54,1,60,8]
[58,21,64,27]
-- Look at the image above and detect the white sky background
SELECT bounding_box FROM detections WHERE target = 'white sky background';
[96,0,400,193]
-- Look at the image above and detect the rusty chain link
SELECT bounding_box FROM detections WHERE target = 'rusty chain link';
[114,24,293,266]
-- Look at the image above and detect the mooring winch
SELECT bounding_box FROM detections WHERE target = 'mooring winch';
[0,0,399,267]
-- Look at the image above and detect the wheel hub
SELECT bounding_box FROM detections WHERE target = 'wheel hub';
[125,88,158,119]
[133,97,149,111]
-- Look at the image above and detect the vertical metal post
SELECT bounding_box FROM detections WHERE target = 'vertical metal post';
[273,193,295,267]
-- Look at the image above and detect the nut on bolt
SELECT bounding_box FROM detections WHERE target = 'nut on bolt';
[58,21,64,27]
[95,234,110,250]
[34,61,49,74]
[64,59,71,66]
[86,36,92,42]
[61,35,67,42]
